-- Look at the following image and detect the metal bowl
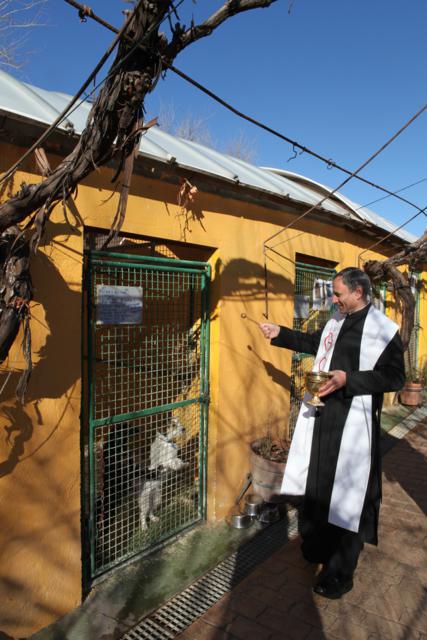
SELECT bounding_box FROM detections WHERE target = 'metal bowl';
[229,512,253,529]
[243,493,264,517]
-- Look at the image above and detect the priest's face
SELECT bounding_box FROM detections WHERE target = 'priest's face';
[332,276,365,315]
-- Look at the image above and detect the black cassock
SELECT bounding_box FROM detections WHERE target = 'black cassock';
[272,304,405,574]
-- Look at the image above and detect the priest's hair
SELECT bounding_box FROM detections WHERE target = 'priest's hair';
[335,267,372,299]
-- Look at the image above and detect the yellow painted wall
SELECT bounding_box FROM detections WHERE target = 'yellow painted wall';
[0,141,422,636]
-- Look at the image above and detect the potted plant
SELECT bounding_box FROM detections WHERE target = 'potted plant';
[250,427,290,503]
[399,367,424,406]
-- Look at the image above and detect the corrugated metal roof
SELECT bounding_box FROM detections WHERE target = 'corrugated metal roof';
[0,68,416,244]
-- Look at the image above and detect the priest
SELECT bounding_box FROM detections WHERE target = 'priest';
[259,267,405,599]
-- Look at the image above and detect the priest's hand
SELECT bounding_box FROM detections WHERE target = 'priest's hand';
[259,322,280,339]
[318,370,347,396]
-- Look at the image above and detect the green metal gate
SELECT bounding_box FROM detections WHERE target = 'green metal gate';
[289,261,336,436]
[84,250,210,579]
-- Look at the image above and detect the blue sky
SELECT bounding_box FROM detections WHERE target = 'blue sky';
[13,0,427,238]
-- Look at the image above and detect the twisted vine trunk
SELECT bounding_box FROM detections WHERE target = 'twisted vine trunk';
[364,227,427,350]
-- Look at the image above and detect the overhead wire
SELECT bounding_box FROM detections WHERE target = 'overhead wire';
[165,63,427,218]
[354,176,427,263]
[260,105,427,316]
[49,2,427,317]
[0,0,144,185]
[42,1,427,221]
[2,0,425,280]
[356,176,427,212]
[0,0,187,186]
[263,103,427,248]
[357,206,427,265]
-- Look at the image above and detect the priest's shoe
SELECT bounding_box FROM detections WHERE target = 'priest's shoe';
[313,574,353,599]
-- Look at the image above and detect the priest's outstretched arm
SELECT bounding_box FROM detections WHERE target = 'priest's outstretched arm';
[259,323,323,355]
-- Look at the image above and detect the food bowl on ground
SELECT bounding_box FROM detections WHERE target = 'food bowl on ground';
[228,512,254,529]
[243,493,264,517]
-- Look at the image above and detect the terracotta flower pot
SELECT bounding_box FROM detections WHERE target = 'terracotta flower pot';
[399,381,423,406]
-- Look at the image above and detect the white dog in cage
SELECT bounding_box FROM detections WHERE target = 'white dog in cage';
[148,417,187,471]
[139,417,187,531]
[139,477,163,531]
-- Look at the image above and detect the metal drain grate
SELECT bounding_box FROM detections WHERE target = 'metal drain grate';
[121,510,299,639]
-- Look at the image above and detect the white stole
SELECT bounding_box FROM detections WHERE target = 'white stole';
[281,305,398,533]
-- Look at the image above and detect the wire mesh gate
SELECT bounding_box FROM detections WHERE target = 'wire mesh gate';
[84,250,210,580]
[289,261,336,436]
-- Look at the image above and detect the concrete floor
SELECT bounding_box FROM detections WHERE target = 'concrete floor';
[30,517,264,640]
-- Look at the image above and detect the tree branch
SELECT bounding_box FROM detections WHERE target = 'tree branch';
[165,0,278,58]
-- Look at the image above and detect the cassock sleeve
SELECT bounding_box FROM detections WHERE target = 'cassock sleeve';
[345,332,405,396]
[271,326,323,355]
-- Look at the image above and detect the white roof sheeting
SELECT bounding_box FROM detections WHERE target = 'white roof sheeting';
[0,68,416,244]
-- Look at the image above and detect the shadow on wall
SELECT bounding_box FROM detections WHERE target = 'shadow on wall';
[212,256,293,394]
[0,222,83,636]
[0,223,81,478]
[215,256,294,304]
[209,256,294,522]
[0,245,298,637]
[0,444,81,635]
[212,254,294,411]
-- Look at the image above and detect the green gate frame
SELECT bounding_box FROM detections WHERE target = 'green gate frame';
[82,250,211,581]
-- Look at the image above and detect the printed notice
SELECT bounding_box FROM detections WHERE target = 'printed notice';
[96,285,143,325]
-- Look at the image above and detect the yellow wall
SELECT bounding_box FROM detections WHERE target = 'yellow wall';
[0,142,423,636]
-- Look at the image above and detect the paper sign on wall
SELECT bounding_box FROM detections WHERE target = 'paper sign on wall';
[96,285,143,325]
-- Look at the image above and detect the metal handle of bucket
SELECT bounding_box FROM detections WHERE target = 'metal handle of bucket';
[235,473,252,506]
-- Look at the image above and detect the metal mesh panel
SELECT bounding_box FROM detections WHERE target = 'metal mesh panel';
[92,266,202,420]
[87,253,209,578]
[289,262,336,436]
[93,406,201,573]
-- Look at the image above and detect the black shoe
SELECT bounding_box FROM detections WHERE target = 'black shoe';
[313,575,353,599]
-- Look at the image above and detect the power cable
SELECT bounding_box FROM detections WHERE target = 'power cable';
[0,0,186,186]
[261,105,427,316]
[356,176,427,212]
[263,103,427,248]
[357,205,427,264]
[53,1,427,316]
[0,0,144,185]
[167,63,427,219]
[48,2,427,220]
